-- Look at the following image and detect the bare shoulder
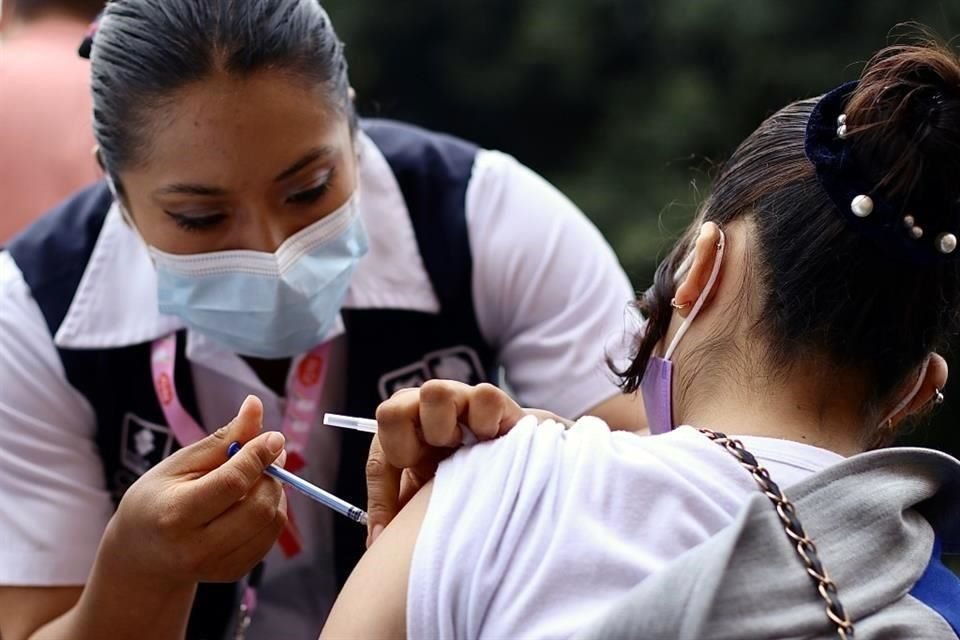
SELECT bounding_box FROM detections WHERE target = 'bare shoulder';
[320,482,434,640]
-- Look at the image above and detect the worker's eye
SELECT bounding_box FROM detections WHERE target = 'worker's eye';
[287,169,335,206]
[166,211,227,231]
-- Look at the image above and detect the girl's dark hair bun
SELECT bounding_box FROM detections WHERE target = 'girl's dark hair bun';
[841,39,960,256]
[617,31,960,412]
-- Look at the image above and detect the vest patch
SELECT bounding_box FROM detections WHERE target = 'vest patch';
[378,345,487,399]
[120,412,174,476]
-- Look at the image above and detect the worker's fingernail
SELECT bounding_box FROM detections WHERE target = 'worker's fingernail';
[266,431,285,454]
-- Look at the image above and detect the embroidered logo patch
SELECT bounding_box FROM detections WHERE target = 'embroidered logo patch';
[119,413,174,476]
[378,346,486,399]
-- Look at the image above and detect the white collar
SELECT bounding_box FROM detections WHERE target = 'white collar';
[54,132,440,350]
[54,204,183,349]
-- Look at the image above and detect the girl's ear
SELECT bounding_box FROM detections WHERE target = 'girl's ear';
[672,222,723,317]
[891,352,948,427]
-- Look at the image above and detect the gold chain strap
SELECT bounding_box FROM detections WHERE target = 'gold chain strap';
[698,428,855,639]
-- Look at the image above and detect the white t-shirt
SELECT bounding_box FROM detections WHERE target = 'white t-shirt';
[408,417,844,640]
[0,132,635,638]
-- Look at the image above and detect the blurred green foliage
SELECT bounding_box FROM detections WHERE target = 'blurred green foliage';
[331,1,960,456]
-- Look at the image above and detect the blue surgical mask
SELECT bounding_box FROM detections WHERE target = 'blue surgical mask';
[148,195,368,358]
[640,230,726,434]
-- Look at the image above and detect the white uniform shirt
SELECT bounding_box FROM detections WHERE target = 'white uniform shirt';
[0,133,635,638]
[408,417,844,640]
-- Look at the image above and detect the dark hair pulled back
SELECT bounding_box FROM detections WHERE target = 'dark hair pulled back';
[619,35,960,420]
[90,0,354,178]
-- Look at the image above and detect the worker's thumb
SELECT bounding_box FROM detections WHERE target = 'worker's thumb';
[164,395,265,474]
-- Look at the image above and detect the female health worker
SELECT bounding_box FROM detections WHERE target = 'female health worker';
[0,1,642,639]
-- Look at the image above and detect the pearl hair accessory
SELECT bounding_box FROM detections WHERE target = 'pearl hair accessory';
[836,113,848,139]
[937,233,958,255]
[808,84,960,261]
[851,195,874,218]
[903,215,924,240]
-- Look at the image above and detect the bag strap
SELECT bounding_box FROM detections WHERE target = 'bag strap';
[698,428,856,639]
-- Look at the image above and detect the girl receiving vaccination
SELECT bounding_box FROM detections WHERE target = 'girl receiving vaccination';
[325,36,960,640]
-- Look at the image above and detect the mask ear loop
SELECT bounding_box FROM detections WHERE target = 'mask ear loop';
[105,173,133,223]
[877,356,930,430]
[105,174,156,258]
[105,173,119,199]
[664,229,726,361]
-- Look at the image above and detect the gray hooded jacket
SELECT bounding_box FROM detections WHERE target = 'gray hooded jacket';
[575,447,960,640]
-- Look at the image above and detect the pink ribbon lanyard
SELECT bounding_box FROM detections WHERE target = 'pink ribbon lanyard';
[150,333,331,454]
[150,334,206,446]
[284,349,332,472]
[150,333,332,557]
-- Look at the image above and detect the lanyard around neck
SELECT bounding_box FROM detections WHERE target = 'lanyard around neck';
[150,333,332,470]
[150,332,334,557]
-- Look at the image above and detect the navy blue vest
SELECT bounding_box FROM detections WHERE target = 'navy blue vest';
[7,119,498,639]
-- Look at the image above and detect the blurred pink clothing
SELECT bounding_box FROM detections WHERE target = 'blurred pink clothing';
[0,16,100,243]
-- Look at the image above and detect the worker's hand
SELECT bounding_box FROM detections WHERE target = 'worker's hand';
[100,396,288,590]
[365,380,567,547]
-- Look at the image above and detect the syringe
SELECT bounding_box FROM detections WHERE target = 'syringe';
[322,413,378,433]
[227,441,367,526]
[323,413,478,445]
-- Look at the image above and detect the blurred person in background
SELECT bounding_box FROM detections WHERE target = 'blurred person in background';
[0,0,102,243]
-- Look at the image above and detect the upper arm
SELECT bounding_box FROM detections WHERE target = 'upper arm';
[321,482,434,640]
[0,253,109,595]
[325,417,560,640]
[0,587,82,640]
[466,153,639,418]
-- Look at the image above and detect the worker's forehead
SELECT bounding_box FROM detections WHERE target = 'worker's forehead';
[127,72,345,176]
